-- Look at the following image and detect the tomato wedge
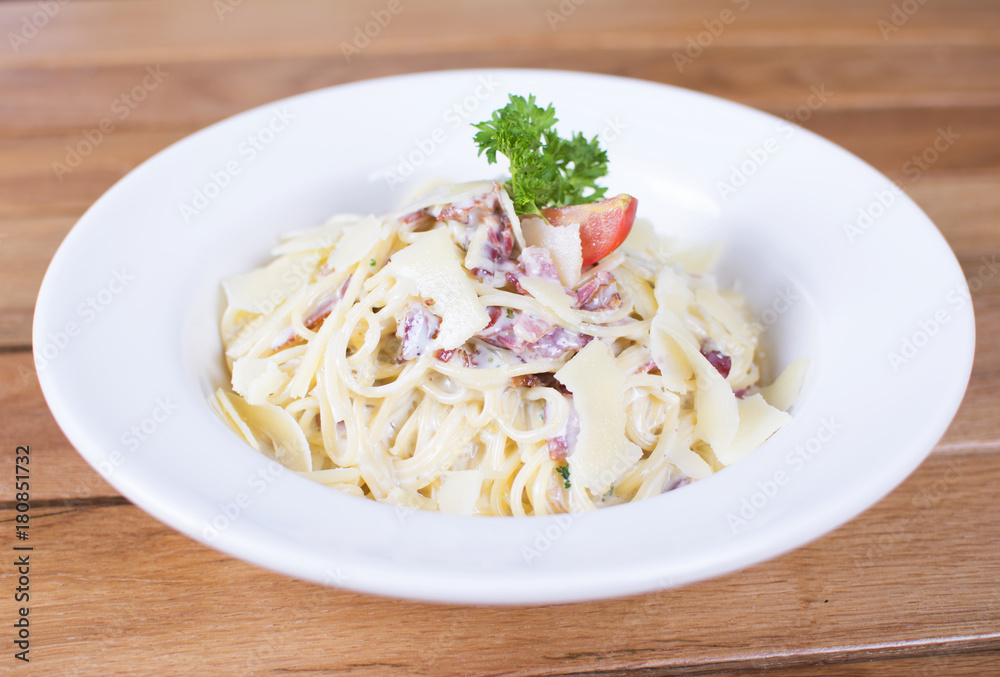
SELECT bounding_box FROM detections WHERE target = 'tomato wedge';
[540,194,638,266]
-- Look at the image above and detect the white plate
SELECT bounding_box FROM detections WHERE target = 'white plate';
[34,69,975,605]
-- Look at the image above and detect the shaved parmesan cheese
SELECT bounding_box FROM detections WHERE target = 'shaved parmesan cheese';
[556,342,642,493]
[652,307,738,452]
[651,266,738,447]
[653,266,694,317]
[384,228,490,349]
[670,241,722,274]
[620,218,660,259]
[715,394,791,465]
[496,185,526,251]
[613,266,657,320]
[519,275,578,325]
[695,284,747,338]
[213,388,260,450]
[384,487,437,512]
[226,395,312,472]
[272,214,362,255]
[759,357,809,412]
[328,215,385,272]
[437,470,485,516]
[222,253,313,314]
[463,222,493,272]
[521,215,583,287]
[395,180,494,215]
[231,357,287,405]
[668,446,714,481]
[299,467,362,486]
[649,320,694,395]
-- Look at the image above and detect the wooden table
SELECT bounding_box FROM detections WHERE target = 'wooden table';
[2,0,999,674]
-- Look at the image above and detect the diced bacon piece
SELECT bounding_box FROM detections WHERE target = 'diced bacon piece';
[435,348,458,363]
[522,327,592,360]
[511,372,569,393]
[487,208,515,261]
[519,246,561,282]
[700,341,732,379]
[399,209,427,224]
[476,306,592,361]
[434,183,514,252]
[512,311,554,344]
[505,269,526,294]
[270,275,351,352]
[271,327,299,353]
[476,306,527,353]
[664,476,692,492]
[396,301,441,361]
[576,271,622,312]
[547,397,580,461]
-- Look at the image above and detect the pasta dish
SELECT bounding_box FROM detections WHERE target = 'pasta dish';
[213,179,806,515]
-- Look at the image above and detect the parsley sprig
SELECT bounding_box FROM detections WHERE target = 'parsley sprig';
[473,94,609,217]
[556,464,571,489]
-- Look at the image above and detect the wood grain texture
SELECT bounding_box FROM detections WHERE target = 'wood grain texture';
[2,0,999,70]
[1,452,997,676]
[2,0,999,673]
[4,45,1000,136]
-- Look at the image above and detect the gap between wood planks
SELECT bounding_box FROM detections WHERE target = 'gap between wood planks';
[0,495,130,512]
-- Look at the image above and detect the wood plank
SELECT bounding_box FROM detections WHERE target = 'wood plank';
[691,650,1000,676]
[804,106,1000,175]
[0,213,74,347]
[0,129,189,219]
[2,45,1000,137]
[2,450,997,675]
[1,105,998,217]
[0,352,118,500]
[2,0,999,69]
[904,170,1000,263]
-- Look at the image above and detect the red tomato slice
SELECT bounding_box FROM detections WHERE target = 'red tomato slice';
[540,194,638,266]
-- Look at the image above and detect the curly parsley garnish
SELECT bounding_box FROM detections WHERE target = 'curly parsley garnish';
[556,464,571,489]
[473,94,609,217]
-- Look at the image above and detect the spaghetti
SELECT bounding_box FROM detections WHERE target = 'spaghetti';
[214,180,805,516]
